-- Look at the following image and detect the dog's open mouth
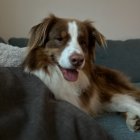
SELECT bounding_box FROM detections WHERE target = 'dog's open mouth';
[59,66,79,82]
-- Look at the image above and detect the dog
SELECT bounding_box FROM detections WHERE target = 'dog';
[23,14,140,132]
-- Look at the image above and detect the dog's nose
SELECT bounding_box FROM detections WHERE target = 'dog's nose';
[70,53,84,68]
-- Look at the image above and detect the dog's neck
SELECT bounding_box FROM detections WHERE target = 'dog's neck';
[26,65,90,108]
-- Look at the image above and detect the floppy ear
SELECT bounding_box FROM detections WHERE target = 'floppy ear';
[28,14,57,50]
[92,27,106,47]
[83,21,106,61]
[84,21,106,47]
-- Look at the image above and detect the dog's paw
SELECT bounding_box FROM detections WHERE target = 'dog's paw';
[126,112,140,132]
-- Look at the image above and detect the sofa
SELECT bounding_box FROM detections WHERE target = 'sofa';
[95,39,140,140]
[0,37,140,140]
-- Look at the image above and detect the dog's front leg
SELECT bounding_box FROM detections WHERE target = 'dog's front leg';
[126,112,140,132]
[104,94,140,132]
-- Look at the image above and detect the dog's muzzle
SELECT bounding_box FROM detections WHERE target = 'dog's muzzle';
[58,53,85,82]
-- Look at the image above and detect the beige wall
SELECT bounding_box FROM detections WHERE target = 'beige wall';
[0,0,140,41]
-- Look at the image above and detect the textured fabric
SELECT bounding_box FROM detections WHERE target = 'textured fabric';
[96,39,140,82]
[0,67,112,140]
[0,43,26,67]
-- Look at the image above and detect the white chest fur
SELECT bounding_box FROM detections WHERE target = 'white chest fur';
[32,66,90,108]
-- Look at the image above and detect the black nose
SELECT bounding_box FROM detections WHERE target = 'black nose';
[70,53,84,68]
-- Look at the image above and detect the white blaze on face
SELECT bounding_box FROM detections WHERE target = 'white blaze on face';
[58,21,84,69]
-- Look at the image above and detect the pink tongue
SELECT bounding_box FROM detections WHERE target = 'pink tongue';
[60,68,78,82]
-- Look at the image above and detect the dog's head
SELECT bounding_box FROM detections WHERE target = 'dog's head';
[23,15,105,81]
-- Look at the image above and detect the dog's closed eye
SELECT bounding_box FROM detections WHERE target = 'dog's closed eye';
[55,37,63,42]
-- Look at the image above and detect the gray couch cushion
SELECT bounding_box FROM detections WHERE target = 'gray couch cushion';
[134,82,140,88]
[96,39,140,82]
[8,37,28,47]
[96,113,140,140]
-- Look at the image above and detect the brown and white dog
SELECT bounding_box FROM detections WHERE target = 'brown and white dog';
[23,15,140,132]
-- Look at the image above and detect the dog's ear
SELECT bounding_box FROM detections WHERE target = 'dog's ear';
[84,21,106,47]
[84,21,106,61]
[28,14,57,50]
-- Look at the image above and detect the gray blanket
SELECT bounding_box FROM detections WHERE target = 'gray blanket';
[0,67,112,140]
